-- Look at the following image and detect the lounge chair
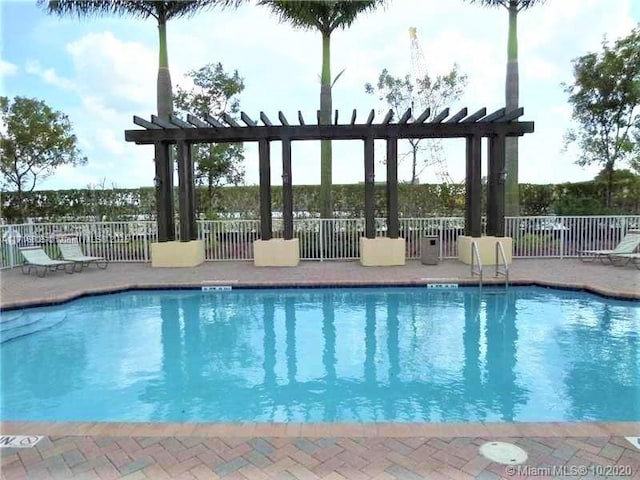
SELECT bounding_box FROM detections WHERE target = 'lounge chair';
[609,253,640,269]
[57,241,108,271]
[578,230,640,263]
[19,247,75,277]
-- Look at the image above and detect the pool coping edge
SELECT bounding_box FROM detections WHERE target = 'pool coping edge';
[1,421,638,438]
[1,278,638,312]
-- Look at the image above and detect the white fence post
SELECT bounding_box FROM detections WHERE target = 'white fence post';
[7,226,15,268]
[143,222,149,262]
[319,219,324,262]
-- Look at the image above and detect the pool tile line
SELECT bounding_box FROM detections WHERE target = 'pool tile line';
[1,275,638,312]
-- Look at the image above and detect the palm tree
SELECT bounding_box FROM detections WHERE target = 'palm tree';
[41,0,242,120]
[259,0,386,219]
[465,0,545,216]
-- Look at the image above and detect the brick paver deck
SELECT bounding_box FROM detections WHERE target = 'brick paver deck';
[1,430,639,479]
[1,259,638,478]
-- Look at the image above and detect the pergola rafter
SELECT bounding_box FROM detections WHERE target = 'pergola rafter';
[125,107,534,246]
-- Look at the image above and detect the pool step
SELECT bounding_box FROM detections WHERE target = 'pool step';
[0,310,25,324]
[0,312,38,332]
[0,311,36,331]
[0,312,68,343]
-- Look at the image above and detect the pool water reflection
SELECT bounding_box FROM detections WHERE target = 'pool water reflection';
[1,287,638,423]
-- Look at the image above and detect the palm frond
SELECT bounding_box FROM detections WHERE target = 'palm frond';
[515,0,546,11]
[257,1,326,31]
[40,0,141,19]
[258,0,385,34]
[331,68,346,89]
[464,0,545,9]
[464,0,506,7]
[40,0,245,21]
[326,0,385,31]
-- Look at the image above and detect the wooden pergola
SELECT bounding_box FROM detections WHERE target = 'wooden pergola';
[124,106,534,244]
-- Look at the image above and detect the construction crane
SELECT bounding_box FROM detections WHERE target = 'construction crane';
[408,27,454,185]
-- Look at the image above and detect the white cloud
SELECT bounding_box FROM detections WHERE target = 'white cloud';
[0,60,18,77]
[24,32,160,190]
[94,128,126,156]
[24,60,75,90]
[66,31,157,109]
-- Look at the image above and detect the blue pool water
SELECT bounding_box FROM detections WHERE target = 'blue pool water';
[1,287,638,423]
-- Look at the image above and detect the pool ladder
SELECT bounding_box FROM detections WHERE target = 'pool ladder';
[471,240,510,290]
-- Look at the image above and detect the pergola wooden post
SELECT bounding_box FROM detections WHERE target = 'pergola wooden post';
[465,134,482,238]
[282,137,294,240]
[487,133,506,237]
[177,141,196,241]
[258,138,272,241]
[154,141,175,242]
[386,136,399,239]
[363,135,375,239]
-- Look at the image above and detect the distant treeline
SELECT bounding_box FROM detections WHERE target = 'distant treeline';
[1,180,639,223]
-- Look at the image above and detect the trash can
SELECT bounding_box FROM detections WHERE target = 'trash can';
[420,235,439,265]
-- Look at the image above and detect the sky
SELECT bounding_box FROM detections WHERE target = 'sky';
[1,0,639,190]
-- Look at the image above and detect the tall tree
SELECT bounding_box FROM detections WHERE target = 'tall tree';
[564,27,640,208]
[174,62,246,216]
[40,0,242,121]
[259,0,385,219]
[0,96,86,222]
[465,0,545,216]
[365,66,467,184]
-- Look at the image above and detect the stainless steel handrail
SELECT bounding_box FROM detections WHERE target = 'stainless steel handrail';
[495,241,509,288]
[471,241,483,289]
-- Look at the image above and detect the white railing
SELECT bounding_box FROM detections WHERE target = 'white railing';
[1,215,638,268]
[505,215,640,258]
[0,221,157,269]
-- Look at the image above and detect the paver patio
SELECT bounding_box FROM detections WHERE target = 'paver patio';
[1,430,639,479]
[1,259,638,478]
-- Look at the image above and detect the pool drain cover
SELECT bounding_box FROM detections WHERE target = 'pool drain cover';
[479,442,528,465]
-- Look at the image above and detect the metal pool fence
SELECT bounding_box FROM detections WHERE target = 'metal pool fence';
[0,215,638,268]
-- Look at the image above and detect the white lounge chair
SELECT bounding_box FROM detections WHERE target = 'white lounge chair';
[19,247,75,277]
[578,230,640,263]
[610,253,640,270]
[57,241,108,271]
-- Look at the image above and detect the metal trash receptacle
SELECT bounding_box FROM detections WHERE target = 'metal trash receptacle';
[420,236,439,265]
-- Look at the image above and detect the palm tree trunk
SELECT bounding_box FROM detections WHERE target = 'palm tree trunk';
[504,0,520,216]
[320,31,333,219]
[156,13,175,240]
[157,15,173,119]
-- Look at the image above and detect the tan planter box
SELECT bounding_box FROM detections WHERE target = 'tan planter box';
[359,237,406,266]
[253,238,300,267]
[151,240,205,267]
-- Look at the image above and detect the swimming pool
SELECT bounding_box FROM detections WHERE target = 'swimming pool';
[1,286,638,423]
